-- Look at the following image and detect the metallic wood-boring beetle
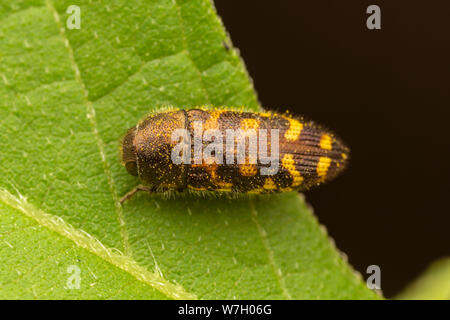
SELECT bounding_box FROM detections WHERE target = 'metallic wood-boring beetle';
[119,107,349,203]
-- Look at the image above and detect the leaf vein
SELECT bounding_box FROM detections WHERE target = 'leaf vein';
[92,51,185,103]
[0,187,197,300]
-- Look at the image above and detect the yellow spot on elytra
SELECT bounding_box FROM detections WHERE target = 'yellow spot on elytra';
[342,153,348,160]
[319,134,333,150]
[241,118,259,130]
[317,157,332,178]
[284,118,303,141]
[191,163,207,168]
[263,178,277,190]
[203,110,222,131]
[240,164,258,176]
[282,154,303,187]
[215,185,233,191]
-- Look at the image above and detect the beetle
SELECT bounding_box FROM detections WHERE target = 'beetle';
[119,107,349,203]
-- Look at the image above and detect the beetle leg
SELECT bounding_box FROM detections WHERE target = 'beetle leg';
[120,185,155,204]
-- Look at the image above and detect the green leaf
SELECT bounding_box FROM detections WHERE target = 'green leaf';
[395,258,450,300]
[0,0,378,299]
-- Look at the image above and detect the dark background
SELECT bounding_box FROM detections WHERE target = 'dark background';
[215,0,450,297]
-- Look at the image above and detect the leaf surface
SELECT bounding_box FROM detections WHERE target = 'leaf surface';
[0,0,377,299]
[396,258,450,300]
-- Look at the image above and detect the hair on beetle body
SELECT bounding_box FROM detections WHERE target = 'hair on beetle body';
[119,106,349,204]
